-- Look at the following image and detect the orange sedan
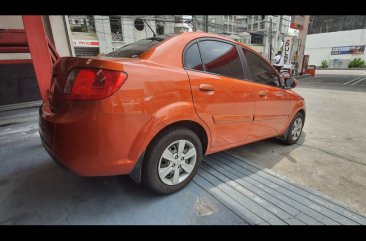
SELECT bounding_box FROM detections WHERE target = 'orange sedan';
[39,32,305,194]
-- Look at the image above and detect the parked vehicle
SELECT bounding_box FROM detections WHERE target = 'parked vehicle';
[39,32,305,194]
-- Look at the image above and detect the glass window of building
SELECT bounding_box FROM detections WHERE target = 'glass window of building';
[68,15,95,33]
[110,16,123,41]
[156,21,164,35]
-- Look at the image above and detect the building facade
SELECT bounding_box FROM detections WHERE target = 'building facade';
[308,15,366,34]
[66,15,190,57]
[193,15,290,60]
[305,16,366,67]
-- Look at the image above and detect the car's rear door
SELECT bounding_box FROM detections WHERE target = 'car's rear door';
[241,48,296,139]
[184,39,255,149]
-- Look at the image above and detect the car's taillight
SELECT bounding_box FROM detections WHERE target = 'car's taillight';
[64,68,127,100]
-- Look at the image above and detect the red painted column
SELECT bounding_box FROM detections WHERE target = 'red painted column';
[22,16,53,102]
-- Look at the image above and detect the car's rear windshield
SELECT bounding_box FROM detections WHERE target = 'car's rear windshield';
[106,34,176,58]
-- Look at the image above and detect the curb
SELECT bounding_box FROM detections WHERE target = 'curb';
[0,100,42,112]
[294,74,312,80]
[316,68,366,70]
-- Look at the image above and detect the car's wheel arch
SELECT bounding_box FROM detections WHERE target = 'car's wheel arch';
[148,119,209,155]
[278,108,305,141]
[289,107,306,126]
[128,102,211,182]
[297,109,305,123]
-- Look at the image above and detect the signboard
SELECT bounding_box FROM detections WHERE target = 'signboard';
[72,40,100,48]
[331,45,365,55]
[281,36,293,66]
[290,15,304,30]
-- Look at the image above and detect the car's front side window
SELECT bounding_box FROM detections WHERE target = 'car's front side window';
[242,48,282,87]
[198,40,244,79]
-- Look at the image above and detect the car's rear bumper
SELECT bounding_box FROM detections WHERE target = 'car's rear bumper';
[40,134,73,173]
[38,102,138,176]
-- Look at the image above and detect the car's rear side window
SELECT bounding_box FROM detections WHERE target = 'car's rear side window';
[184,43,204,71]
[198,40,244,79]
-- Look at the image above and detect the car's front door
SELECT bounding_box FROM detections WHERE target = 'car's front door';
[241,48,296,139]
[184,40,255,149]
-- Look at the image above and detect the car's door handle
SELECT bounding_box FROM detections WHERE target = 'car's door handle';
[259,91,267,97]
[199,84,214,92]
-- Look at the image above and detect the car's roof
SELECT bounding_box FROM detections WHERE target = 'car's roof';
[138,32,258,68]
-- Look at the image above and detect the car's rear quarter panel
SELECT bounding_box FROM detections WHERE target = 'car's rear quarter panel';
[120,61,210,166]
[41,58,208,176]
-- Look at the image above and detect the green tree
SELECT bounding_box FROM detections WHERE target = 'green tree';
[348,58,365,68]
[321,60,328,68]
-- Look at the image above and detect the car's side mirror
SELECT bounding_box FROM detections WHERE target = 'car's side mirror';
[281,71,291,79]
[284,78,298,89]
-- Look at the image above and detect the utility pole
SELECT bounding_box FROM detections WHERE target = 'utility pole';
[205,15,209,32]
[192,15,197,32]
[274,15,282,54]
[297,16,310,74]
[269,17,273,60]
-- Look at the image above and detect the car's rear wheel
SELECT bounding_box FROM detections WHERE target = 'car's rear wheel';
[142,127,202,194]
[281,112,304,145]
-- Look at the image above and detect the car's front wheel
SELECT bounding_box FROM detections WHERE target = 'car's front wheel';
[281,112,304,145]
[142,127,202,194]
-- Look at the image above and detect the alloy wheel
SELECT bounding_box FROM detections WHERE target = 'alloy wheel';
[291,118,303,141]
[158,139,197,185]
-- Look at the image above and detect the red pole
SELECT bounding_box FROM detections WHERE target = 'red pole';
[22,16,53,102]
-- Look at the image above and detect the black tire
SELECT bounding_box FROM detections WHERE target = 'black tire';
[142,127,203,195]
[281,112,304,145]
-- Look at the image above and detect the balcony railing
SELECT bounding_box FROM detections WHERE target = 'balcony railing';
[112,33,123,42]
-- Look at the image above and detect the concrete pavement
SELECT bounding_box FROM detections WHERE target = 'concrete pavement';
[230,74,366,215]
[2,100,365,224]
[1,74,366,223]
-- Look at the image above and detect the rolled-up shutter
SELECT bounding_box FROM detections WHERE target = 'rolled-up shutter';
[74,47,100,57]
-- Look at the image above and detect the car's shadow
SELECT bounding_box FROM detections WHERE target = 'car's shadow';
[0,145,163,224]
[226,131,307,168]
[0,115,307,225]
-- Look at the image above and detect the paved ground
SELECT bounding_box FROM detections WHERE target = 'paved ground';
[229,74,366,215]
[1,107,365,225]
[0,108,244,225]
[1,74,365,224]
[198,153,366,224]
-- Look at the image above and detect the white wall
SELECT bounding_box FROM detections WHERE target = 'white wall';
[0,15,73,58]
[0,16,28,60]
[0,15,23,29]
[48,16,74,57]
[250,45,264,55]
[134,20,155,42]
[305,29,366,67]
[94,15,113,54]
[0,53,31,60]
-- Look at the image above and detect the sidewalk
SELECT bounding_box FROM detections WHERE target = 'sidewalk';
[315,69,366,75]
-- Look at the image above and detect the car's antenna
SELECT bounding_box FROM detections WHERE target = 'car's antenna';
[143,19,156,38]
